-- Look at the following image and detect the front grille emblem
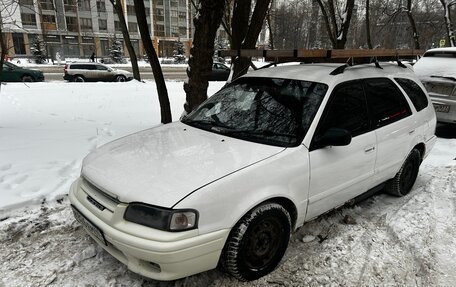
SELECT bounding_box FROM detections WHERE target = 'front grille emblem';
[87,195,106,211]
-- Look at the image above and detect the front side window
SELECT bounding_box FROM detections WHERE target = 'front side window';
[395,78,428,112]
[317,80,369,138]
[182,77,328,147]
[364,78,412,128]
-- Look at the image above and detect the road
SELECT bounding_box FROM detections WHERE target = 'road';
[40,66,188,81]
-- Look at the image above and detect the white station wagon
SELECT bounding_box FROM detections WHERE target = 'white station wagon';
[69,63,436,281]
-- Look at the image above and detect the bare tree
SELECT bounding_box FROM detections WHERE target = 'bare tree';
[406,0,420,49]
[366,0,373,48]
[315,0,356,49]
[109,0,140,81]
[231,0,272,80]
[0,0,18,90]
[441,0,456,46]
[183,0,225,113]
[133,0,172,123]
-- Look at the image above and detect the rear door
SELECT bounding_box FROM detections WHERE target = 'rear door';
[363,78,416,185]
[94,64,111,81]
[307,80,377,220]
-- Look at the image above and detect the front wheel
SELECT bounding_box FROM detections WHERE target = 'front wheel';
[385,148,421,197]
[21,75,34,82]
[221,203,291,281]
[115,75,126,82]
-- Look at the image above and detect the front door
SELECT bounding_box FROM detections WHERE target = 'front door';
[306,80,377,220]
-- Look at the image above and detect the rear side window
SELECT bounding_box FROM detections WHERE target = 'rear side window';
[395,78,428,112]
[317,80,369,137]
[70,64,94,70]
[364,78,412,128]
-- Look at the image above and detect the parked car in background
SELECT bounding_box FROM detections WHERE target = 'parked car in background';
[1,62,44,82]
[414,47,456,124]
[69,62,436,281]
[209,62,230,81]
[63,62,132,82]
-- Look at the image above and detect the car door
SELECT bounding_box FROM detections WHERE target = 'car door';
[306,80,377,220]
[94,64,111,81]
[363,78,416,185]
[2,62,18,82]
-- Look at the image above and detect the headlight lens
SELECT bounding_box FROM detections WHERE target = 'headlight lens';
[124,203,198,231]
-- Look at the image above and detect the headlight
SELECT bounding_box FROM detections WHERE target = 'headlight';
[124,203,198,231]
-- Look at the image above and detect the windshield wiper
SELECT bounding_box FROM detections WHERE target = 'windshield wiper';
[224,129,296,138]
[430,75,456,82]
[182,119,233,130]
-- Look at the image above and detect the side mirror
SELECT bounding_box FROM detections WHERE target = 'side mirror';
[314,128,352,149]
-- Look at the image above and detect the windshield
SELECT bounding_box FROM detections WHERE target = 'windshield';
[182,77,328,147]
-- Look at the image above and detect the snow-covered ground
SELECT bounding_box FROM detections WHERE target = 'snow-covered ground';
[1,81,455,286]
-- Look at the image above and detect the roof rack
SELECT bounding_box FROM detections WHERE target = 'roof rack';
[219,48,423,75]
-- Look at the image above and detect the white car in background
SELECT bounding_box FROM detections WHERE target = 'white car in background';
[414,47,456,124]
[69,62,436,281]
[63,62,132,82]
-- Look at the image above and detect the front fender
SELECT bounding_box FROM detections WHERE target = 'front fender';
[174,146,310,235]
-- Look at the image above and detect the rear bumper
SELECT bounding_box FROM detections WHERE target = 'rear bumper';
[63,74,73,81]
[68,179,229,281]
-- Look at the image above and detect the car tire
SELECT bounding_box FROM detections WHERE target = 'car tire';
[385,148,421,197]
[221,202,291,281]
[115,75,126,82]
[74,75,85,82]
[21,75,34,82]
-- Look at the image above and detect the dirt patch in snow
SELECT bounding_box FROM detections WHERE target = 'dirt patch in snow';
[1,164,455,286]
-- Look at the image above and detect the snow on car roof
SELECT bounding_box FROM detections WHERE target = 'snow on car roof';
[243,62,415,85]
[423,47,456,55]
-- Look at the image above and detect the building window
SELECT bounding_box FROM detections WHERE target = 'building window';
[128,22,138,33]
[179,0,185,5]
[19,0,34,5]
[98,19,107,31]
[178,11,186,20]
[179,26,186,36]
[100,39,109,56]
[78,0,91,11]
[66,16,78,32]
[114,21,121,32]
[127,5,135,15]
[96,0,106,12]
[13,33,26,55]
[80,18,93,31]
[21,13,37,27]
[64,0,77,12]
[170,10,178,17]
[156,0,163,5]
[42,14,56,23]
[39,0,54,10]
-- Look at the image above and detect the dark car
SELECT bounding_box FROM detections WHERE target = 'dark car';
[1,62,45,82]
[209,62,230,81]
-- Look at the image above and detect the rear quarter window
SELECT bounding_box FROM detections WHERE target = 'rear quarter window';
[364,78,412,128]
[394,78,429,112]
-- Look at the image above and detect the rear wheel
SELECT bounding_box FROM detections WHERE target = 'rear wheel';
[74,75,85,82]
[115,75,126,82]
[21,75,34,82]
[221,203,291,281]
[385,148,421,197]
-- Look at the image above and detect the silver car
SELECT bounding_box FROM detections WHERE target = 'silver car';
[414,48,456,124]
[63,62,132,82]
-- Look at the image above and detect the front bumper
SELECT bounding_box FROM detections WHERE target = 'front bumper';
[68,178,230,281]
[430,95,456,124]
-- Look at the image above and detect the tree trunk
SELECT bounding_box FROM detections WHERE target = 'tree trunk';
[0,11,7,92]
[183,0,225,113]
[366,0,373,49]
[406,0,420,49]
[110,0,140,81]
[232,0,272,80]
[230,0,251,74]
[335,0,355,49]
[134,0,172,123]
[315,0,336,47]
[441,0,456,47]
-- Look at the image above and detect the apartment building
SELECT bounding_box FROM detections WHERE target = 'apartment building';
[1,0,193,60]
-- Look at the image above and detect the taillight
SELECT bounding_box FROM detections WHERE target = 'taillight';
[64,64,68,75]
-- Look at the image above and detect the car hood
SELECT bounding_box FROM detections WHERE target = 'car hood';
[114,69,130,75]
[81,122,285,208]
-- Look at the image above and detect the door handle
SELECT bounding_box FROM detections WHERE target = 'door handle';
[409,129,415,135]
[364,147,375,153]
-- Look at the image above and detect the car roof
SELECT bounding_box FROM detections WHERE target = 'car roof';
[69,62,102,65]
[424,47,456,55]
[242,62,416,85]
